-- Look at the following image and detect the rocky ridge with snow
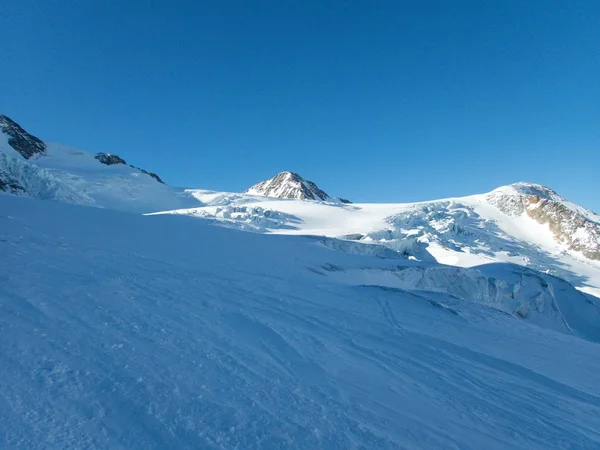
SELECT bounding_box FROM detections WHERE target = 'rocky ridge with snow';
[0,114,174,210]
[487,182,600,260]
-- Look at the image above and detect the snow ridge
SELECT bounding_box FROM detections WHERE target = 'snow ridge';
[0,114,177,210]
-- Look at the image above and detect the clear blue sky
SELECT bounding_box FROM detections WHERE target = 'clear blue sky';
[1,1,598,209]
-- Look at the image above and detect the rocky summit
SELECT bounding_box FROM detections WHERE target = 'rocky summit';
[245,171,331,201]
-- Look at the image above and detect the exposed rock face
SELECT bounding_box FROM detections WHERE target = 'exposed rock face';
[0,115,46,159]
[143,170,164,184]
[487,182,600,261]
[95,154,164,183]
[95,152,127,165]
[245,171,330,201]
[129,165,165,184]
[526,197,600,260]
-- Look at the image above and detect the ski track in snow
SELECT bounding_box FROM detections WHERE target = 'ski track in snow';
[2,196,600,449]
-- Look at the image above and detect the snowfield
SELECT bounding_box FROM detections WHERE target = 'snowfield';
[0,135,201,213]
[2,194,600,449]
[154,188,600,297]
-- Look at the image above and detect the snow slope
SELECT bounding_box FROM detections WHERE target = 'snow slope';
[0,116,200,213]
[2,194,600,449]
[31,142,200,212]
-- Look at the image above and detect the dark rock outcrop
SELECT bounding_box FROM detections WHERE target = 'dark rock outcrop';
[95,152,127,165]
[246,171,331,201]
[0,115,46,159]
[95,153,164,183]
[129,165,165,184]
[94,153,164,183]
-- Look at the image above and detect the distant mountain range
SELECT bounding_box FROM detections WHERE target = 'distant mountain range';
[2,113,599,298]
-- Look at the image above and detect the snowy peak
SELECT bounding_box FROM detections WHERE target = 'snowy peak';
[486,182,564,217]
[490,182,563,203]
[245,171,331,201]
[510,182,563,200]
[0,114,46,159]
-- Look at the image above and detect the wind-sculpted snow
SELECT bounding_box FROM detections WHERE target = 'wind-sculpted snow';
[317,236,407,259]
[151,204,303,232]
[2,195,600,449]
[325,261,600,342]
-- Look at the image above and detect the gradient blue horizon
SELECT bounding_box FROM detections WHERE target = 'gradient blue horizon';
[1,1,598,210]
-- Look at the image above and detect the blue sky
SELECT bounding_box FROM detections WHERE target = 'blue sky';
[1,1,598,209]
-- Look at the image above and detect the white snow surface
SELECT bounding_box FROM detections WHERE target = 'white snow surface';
[2,194,600,449]
[0,138,200,213]
[154,189,600,297]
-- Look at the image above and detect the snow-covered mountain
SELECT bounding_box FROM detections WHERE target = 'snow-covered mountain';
[3,115,600,448]
[2,114,599,298]
[245,171,333,201]
[0,114,198,212]
[157,183,600,298]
